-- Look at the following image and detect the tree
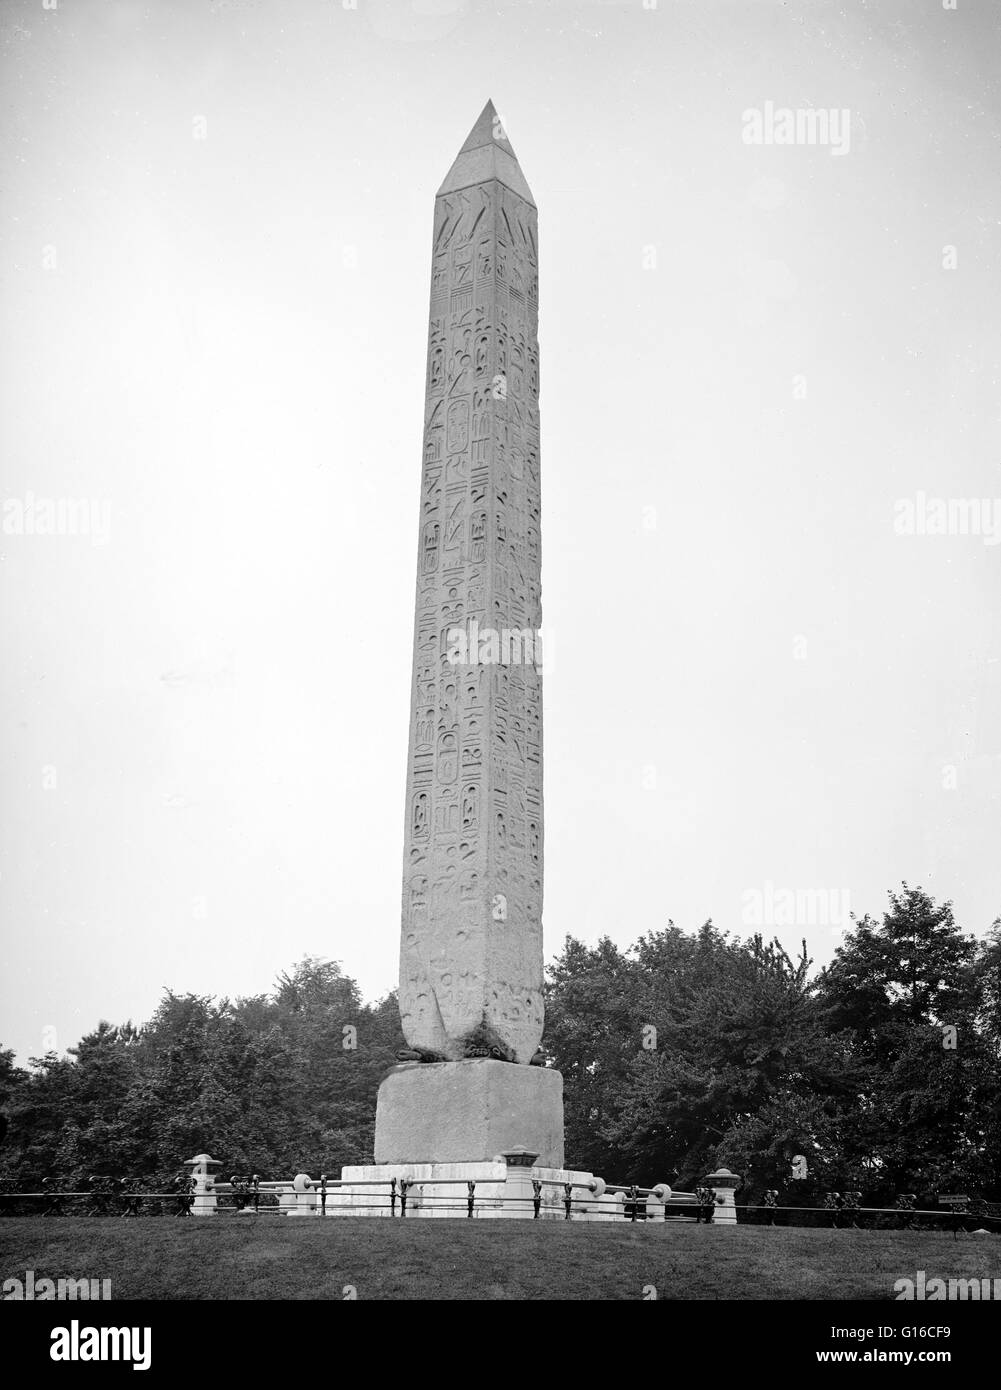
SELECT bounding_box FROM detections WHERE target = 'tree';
[545,924,849,1191]
[815,884,999,1196]
[0,959,405,1184]
[1,895,997,1202]
[543,934,642,1176]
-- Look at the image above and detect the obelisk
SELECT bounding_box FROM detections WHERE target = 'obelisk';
[374,101,563,1167]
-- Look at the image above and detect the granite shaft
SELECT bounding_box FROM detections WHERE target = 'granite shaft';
[400,104,543,1064]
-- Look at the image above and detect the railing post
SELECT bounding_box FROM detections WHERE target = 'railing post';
[389,1177,397,1216]
[499,1147,539,1220]
[703,1168,741,1225]
[642,1182,670,1223]
[183,1154,221,1216]
[289,1173,316,1216]
[651,1183,672,1221]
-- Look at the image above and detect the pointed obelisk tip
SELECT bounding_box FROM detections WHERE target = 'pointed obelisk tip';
[438,98,534,206]
[458,98,515,158]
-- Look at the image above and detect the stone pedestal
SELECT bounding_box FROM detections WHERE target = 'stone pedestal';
[642,1182,673,1221]
[284,1173,319,1216]
[704,1167,741,1225]
[495,1147,539,1220]
[374,1060,564,1169]
[328,1157,615,1221]
[184,1153,221,1216]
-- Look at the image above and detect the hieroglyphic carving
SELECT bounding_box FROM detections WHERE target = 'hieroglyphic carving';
[400,124,543,1064]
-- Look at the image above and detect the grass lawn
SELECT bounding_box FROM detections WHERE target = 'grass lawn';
[1,1217,997,1299]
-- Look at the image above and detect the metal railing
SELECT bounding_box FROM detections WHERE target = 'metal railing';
[0,1175,996,1229]
[0,1173,691,1220]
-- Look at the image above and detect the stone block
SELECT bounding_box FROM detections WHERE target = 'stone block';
[331,1159,601,1220]
[374,1059,564,1168]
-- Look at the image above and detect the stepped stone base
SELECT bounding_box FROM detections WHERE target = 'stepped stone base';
[373,1059,564,1168]
[327,1160,623,1221]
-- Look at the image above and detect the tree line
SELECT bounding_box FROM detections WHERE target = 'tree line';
[1,885,998,1204]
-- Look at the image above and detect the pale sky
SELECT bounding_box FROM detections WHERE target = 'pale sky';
[2,0,999,1063]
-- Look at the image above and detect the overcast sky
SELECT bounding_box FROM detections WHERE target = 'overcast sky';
[2,0,999,1064]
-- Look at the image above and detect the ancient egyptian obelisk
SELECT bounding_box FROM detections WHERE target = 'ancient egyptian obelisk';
[374,101,563,1167]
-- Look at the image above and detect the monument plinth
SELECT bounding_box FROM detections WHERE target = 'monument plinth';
[375,1060,563,1168]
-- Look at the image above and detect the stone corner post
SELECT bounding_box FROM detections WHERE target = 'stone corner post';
[703,1167,741,1225]
[498,1147,539,1219]
[183,1153,222,1216]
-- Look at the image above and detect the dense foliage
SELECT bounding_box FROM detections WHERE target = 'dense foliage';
[1,887,998,1204]
[544,886,1001,1202]
[0,959,405,1184]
